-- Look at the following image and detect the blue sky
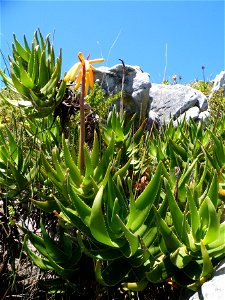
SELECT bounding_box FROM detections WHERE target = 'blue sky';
[0,0,224,84]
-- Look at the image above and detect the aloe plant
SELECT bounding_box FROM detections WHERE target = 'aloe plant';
[24,106,225,292]
[0,118,39,197]
[3,30,225,296]
[145,159,225,291]
[20,220,81,287]
[25,106,162,288]
[0,29,66,118]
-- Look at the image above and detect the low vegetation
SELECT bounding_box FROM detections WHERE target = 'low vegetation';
[0,29,225,300]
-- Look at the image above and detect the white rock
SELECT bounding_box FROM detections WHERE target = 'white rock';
[149,83,208,124]
[173,106,200,127]
[198,110,210,122]
[187,258,225,300]
[211,71,225,94]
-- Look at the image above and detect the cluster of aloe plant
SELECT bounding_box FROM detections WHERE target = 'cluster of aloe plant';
[1,29,225,297]
[0,29,66,118]
[20,109,225,292]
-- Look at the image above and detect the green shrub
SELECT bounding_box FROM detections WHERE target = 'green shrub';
[87,82,120,120]
[188,80,213,96]
[208,87,225,117]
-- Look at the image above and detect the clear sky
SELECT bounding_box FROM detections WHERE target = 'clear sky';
[0,0,224,85]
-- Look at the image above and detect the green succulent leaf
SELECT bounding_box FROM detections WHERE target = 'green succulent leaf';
[23,34,31,53]
[10,69,30,98]
[20,227,48,257]
[153,206,182,252]
[67,180,91,226]
[201,197,220,245]
[23,236,54,270]
[121,280,149,292]
[40,219,70,264]
[128,162,162,232]
[200,240,213,278]
[90,186,120,247]
[165,178,189,244]
[62,135,81,186]
[115,214,139,257]
[210,131,225,167]
[169,139,188,161]
[13,34,30,62]
[57,201,92,237]
[31,199,59,212]
[113,157,132,181]
[18,57,35,89]
[186,185,200,241]
[206,223,225,250]
[207,170,218,207]
[90,131,100,169]
[95,259,131,286]
[170,246,192,269]
[39,49,50,87]
[146,256,177,283]
[178,158,198,202]
[77,235,122,260]
[47,254,78,281]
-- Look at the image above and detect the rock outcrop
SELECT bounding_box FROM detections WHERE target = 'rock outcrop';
[208,70,225,104]
[94,65,225,128]
[149,83,209,126]
[94,64,151,122]
[211,71,225,94]
[182,258,225,300]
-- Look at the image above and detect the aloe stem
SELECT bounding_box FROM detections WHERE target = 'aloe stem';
[80,61,86,175]
[119,58,125,118]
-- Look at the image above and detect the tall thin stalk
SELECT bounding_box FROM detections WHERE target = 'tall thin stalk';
[64,52,104,175]
[80,61,86,175]
[119,59,125,118]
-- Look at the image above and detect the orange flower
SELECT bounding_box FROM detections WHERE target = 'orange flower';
[64,52,104,96]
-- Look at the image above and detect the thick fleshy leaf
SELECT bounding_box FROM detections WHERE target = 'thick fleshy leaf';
[40,220,69,264]
[39,50,49,87]
[202,197,220,245]
[200,240,213,278]
[165,178,189,244]
[178,158,198,202]
[77,234,122,260]
[90,131,100,170]
[95,259,131,286]
[186,185,200,241]
[153,206,182,252]
[23,236,53,270]
[57,201,92,237]
[128,162,162,232]
[90,186,119,247]
[121,280,149,292]
[207,170,218,207]
[146,256,177,283]
[47,254,78,281]
[18,58,35,89]
[68,180,91,226]
[13,34,30,62]
[32,199,59,212]
[206,223,225,250]
[170,246,192,269]
[210,131,225,167]
[116,214,139,257]
[169,139,188,161]
[62,136,81,186]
